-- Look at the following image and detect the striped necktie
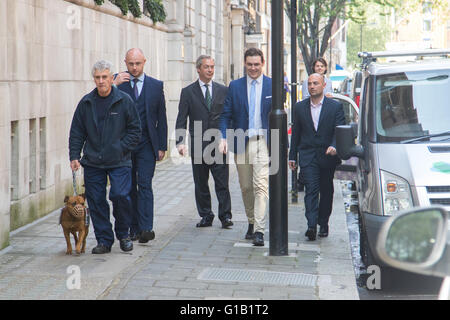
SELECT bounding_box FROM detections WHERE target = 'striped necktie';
[204,84,212,110]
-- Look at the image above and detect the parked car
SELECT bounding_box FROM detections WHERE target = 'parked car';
[339,77,352,97]
[351,70,362,107]
[376,206,450,299]
[336,49,450,267]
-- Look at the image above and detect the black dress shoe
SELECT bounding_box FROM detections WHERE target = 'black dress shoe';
[119,237,133,252]
[139,230,155,243]
[253,232,264,246]
[221,218,234,229]
[92,244,111,254]
[318,225,329,238]
[196,216,214,227]
[245,224,254,240]
[305,227,317,241]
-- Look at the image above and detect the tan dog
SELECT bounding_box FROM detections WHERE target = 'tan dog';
[60,194,89,255]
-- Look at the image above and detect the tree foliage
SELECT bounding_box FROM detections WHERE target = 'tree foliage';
[285,0,448,75]
[93,0,166,23]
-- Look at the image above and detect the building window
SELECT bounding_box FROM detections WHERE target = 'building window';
[422,2,432,15]
[39,117,46,190]
[11,121,19,201]
[423,19,432,32]
[29,119,37,194]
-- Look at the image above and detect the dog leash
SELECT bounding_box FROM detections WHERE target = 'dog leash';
[71,170,90,227]
[72,171,78,196]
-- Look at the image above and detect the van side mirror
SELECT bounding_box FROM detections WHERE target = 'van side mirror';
[336,124,364,160]
[377,206,449,278]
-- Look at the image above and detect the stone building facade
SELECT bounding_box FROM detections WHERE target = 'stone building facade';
[0,0,270,250]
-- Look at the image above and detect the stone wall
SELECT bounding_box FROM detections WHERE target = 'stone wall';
[0,0,229,250]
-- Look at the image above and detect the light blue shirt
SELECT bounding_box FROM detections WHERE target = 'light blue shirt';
[130,73,145,97]
[247,74,264,137]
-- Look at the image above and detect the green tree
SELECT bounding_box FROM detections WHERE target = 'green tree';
[285,0,449,75]
[346,5,391,69]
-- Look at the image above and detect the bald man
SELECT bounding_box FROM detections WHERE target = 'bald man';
[288,73,345,241]
[114,48,168,243]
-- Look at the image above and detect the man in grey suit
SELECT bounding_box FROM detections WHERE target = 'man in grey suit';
[175,55,233,229]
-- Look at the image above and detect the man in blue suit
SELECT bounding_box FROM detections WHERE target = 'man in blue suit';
[114,48,168,243]
[289,73,345,241]
[219,48,272,246]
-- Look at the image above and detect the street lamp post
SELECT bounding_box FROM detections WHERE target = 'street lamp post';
[290,0,298,204]
[269,0,288,256]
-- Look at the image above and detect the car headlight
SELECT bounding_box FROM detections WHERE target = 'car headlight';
[380,170,413,216]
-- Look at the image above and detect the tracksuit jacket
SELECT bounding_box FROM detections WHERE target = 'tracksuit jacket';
[69,86,141,169]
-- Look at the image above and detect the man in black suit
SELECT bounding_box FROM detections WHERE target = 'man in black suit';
[175,55,233,229]
[289,73,345,241]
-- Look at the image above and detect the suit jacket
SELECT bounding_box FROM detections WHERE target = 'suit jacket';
[175,80,228,158]
[219,75,272,154]
[289,96,346,168]
[118,75,167,158]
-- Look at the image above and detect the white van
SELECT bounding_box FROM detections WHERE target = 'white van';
[336,49,450,266]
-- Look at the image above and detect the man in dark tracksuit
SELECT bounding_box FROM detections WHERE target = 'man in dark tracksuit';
[69,60,141,254]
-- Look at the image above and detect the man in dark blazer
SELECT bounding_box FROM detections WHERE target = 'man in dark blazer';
[175,55,233,229]
[289,73,345,241]
[114,48,168,243]
[219,48,272,246]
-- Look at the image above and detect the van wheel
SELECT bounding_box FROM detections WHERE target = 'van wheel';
[358,215,375,267]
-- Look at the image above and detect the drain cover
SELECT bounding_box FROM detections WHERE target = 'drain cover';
[198,268,317,287]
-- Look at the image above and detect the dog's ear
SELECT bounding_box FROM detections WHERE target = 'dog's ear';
[64,195,69,203]
[80,193,86,200]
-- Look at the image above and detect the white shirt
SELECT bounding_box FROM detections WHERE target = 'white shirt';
[247,74,264,137]
[198,79,212,99]
[310,97,324,131]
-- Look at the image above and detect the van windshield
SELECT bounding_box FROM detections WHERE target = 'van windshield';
[376,70,450,143]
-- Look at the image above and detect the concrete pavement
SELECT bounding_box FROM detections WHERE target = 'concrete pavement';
[0,158,359,300]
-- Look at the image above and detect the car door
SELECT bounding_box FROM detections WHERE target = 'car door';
[330,93,359,181]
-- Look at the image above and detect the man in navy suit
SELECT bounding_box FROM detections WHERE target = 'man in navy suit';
[289,73,345,241]
[219,48,272,246]
[114,48,168,243]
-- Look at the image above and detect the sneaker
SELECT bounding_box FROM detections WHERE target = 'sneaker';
[119,237,133,252]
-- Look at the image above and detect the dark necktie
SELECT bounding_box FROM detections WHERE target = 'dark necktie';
[133,78,139,100]
[205,84,212,110]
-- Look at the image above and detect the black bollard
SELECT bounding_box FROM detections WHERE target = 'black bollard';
[269,0,288,256]
[290,0,298,204]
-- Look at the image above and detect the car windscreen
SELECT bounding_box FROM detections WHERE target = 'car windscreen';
[375,70,450,143]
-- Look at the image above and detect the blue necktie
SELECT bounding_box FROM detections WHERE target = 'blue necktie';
[249,80,257,135]
[133,78,139,100]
